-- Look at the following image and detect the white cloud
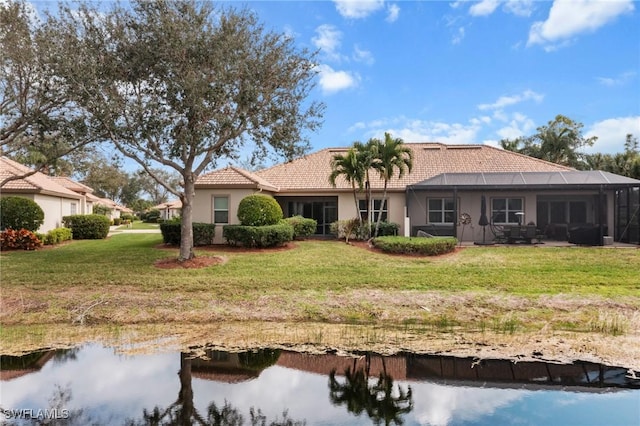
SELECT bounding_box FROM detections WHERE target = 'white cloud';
[351,115,483,144]
[584,116,640,153]
[597,71,636,87]
[312,25,343,62]
[352,45,375,65]
[452,27,465,45]
[316,64,359,94]
[528,0,634,49]
[496,113,536,139]
[386,3,400,22]
[469,0,500,17]
[333,0,385,19]
[504,0,534,17]
[477,90,544,111]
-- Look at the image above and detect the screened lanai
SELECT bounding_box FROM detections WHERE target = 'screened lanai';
[406,171,640,245]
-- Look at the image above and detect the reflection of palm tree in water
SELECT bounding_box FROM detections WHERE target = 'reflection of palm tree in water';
[328,353,413,426]
[129,352,304,426]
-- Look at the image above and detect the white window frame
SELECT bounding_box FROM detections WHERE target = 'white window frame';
[427,197,456,224]
[358,198,388,222]
[491,197,523,225]
[212,195,229,224]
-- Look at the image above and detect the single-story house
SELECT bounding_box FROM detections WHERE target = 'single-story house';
[1,156,84,233]
[193,143,640,245]
[1,156,133,231]
[152,199,182,220]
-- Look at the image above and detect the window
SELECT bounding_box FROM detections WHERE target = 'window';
[492,198,523,224]
[70,203,77,215]
[427,198,455,223]
[358,199,388,222]
[213,196,229,224]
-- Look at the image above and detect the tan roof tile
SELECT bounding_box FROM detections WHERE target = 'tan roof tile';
[0,157,82,199]
[196,166,278,191]
[49,176,94,194]
[254,143,572,192]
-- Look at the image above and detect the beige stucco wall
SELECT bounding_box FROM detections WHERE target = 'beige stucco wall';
[193,188,271,244]
[1,193,80,233]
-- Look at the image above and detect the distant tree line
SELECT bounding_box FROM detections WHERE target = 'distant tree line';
[500,114,639,179]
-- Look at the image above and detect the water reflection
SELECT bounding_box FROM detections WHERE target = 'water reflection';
[1,346,638,426]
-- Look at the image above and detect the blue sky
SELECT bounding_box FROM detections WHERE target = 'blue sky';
[243,0,639,156]
[26,0,640,161]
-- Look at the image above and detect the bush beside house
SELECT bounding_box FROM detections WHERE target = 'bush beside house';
[0,196,45,232]
[160,222,216,246]
[284,216,317,240]
[371,236,457,256]
[62,214,110,239]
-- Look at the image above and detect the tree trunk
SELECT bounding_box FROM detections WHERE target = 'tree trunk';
[179,175,195,261]
[374,182,388,238]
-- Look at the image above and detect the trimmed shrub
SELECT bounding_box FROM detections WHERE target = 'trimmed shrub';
[372,221,400,237]
[223,223,293,248]
[40,227,73,245]
[0,228,43,250]
[284,216,317,240]
[237,194,283,226]
[142,209,161,223]
[159,222,216,246]
[371,236,457,256]
[0,196,45,232]
[62,214,110,239]
[330,219,369,242]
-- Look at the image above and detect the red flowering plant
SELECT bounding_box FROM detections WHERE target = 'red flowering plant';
[0,228,43,251]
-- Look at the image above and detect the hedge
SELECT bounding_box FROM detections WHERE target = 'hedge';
[0,196,44,232]
[62,214,111,239]
[372,221,400,237]
[371,236,457,256]
[159,222,216,246]
[284,216,317,240]
[38,227,73,245]
[223,223,294,248]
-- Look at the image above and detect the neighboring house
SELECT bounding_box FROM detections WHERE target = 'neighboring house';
[1,157,83,233]
[88,194,132,220]
[193,143,640,245]
[50,176,96,215]
[152,199,182,220]
[1,157,133,230]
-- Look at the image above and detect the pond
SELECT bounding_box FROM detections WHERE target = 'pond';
[1,344,639,425]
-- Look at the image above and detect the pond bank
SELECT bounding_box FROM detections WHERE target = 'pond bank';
[2,321,639,371]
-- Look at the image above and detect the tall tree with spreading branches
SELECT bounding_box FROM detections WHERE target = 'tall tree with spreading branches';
[45,0,324,261]
[0,1,96,185]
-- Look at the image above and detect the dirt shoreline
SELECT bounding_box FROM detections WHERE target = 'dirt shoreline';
[2,321,639,371]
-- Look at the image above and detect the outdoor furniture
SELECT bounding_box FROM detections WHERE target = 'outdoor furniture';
[505,224,538,244]
[568,224,608,246]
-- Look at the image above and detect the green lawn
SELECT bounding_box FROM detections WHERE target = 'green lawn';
[115,220,160,230]
[1,234,638,331]
[2,233,638,296]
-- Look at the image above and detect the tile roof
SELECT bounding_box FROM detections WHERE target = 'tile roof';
[195,166,278,191]
[0,157,82,199]
[152,199,182,210]
[49,176,95,194]
[254,143,573,192]
[195,143,574,193]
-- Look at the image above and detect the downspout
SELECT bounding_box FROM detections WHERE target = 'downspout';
[405,186,411,237]
[599,185,605,246]
[453,186,458,239]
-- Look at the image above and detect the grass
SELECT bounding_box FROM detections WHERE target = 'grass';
[115,221,160,230]
[1,234,639,339]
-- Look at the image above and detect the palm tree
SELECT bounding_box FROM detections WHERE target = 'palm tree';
[371,133,413,238]
[329,147,366,228]
[354,140,378,236]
